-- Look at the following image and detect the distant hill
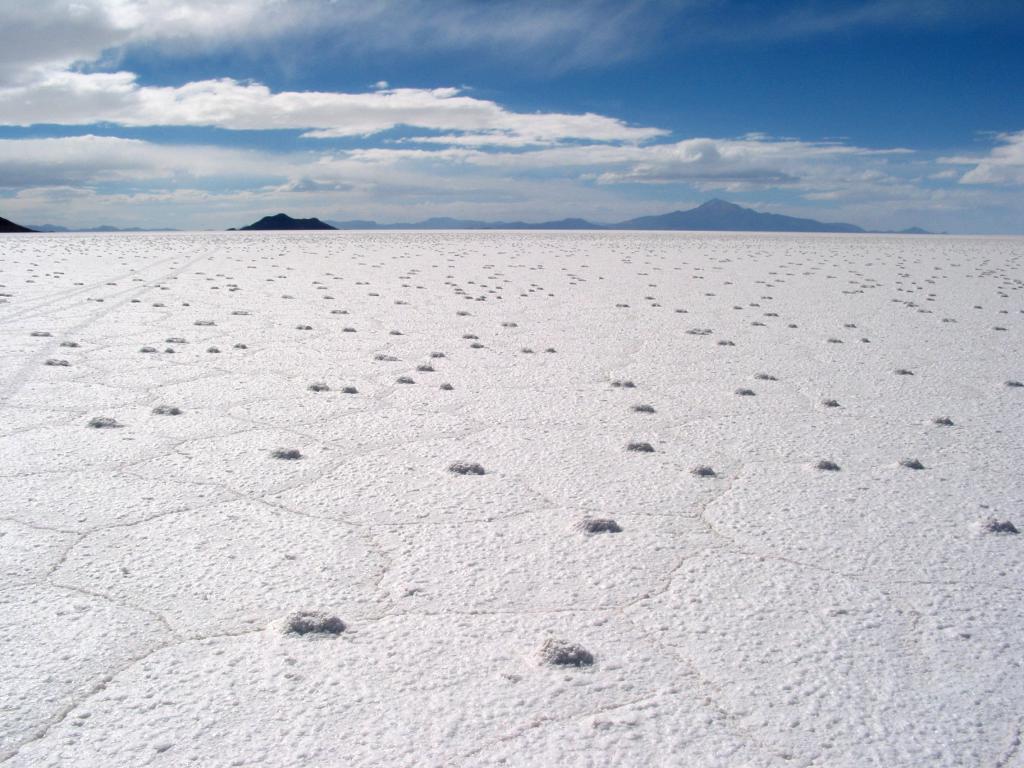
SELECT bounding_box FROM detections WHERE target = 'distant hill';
[401,217,491,229]
[85,225,178,232]
[28,224,178,232]
[328,219,385,230]
[325,216,604,230]
[322,200,929,233]
[238,213,336,231]
[0,215,34,233]
[615,199,865,233]
[25,223,69,232]
[327,216,488,230]
[499,217,602,230]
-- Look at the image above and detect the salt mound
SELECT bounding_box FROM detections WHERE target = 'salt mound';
[449,462,485,475]
[281,610,346,636]
[576,518,622,534]
[537,638,594,667]
[87,416,121,428]
[983,518,1019,535]
[152,405,183,416]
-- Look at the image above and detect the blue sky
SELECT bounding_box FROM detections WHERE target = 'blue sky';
[0,0,1022,232]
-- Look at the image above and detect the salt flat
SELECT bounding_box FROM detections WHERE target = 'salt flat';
[0,230,1022,767]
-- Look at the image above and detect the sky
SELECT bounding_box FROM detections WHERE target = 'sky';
[0,0,1022,232]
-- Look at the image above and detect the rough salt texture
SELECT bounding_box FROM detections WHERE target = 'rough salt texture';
[1,231,1022,767]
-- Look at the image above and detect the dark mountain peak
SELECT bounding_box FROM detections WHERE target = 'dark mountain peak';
[0,215,35,233]
[239,213,335,231]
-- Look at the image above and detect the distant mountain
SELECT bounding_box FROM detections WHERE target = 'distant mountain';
[400,217,491,229]
[892,227,935,235]
[615,199,865,233]
[87,225,178,232]
[321,201,928,233]
[238,213,336,231]
[325,216,604,230]
[327,200,874,233]
[546,217,604,230]
[27,224,179,232]
[0,215,35,233]
[26,224,69,232]
[499,218,602,230]
[327,219,385,230]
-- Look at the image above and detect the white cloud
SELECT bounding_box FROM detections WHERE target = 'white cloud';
[0,0,294,85]
[372,135,912,191]
[0,72,666,146]
[0,131,919,200]
[940,131,1024,185]
[0,134,298,187]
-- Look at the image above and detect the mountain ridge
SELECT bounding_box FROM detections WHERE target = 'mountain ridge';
[14,202,935,235]
[317,200,932,233]
[615,198,865,233]
[27,224,179,233]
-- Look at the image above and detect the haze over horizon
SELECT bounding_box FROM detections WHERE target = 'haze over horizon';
[1,0,1023,233]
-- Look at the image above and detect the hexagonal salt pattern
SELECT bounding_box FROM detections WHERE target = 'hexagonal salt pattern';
[1,230,1021,766]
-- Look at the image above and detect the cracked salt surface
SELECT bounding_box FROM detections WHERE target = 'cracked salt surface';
[1,230,1022,766]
